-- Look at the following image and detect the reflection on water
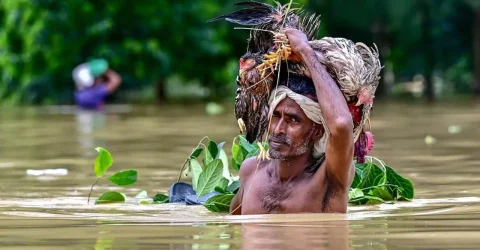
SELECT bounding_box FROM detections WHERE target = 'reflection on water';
[76,110,106,157]
[240,221,351,250]
[1,103,480,249]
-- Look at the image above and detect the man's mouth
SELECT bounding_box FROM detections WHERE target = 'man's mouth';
[269,140,285,149]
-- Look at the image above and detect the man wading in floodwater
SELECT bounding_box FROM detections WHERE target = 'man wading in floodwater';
[230,29,355,215]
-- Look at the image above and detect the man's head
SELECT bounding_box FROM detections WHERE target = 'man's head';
[73,59,109,90]
[267,75,325,160]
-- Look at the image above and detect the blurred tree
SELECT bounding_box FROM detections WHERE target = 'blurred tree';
[0,0,478,105]
[466,0,480,94]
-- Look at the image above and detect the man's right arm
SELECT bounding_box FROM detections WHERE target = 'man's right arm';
[104,69,122,93]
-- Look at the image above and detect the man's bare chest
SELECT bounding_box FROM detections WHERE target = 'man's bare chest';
[241,171,324,214]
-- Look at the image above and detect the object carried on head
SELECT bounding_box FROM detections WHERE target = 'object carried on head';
[210,1,382,162]
[72,58,109,89]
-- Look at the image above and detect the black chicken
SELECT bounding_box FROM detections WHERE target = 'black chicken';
[209,1,321,144]
[235,51,272,143]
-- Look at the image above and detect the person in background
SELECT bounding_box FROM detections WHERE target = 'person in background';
[73,59,122,110]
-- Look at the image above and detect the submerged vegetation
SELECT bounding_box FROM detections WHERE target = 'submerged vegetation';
[89,136,414,213]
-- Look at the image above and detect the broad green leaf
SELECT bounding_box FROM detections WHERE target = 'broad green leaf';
[153,194,169,204]
[95,191,126,204]
[203,146,214,167]
[190,158,203,190]
[204,194,235,212]
[355,163,368,177]
[135,190,148,199]
[232,144,244,171]
[218,148,231,180]
[232,158,240,173]
[226,180,240,194]
[348,188,364,200]
[349,194,385,205]
[245,148,260,158]
[369,187,394,201]
[214,186,227,193]
[207,140,218,159]
[190,147,203,159]
[358,162,385,191]
[385,166,414,200]
[108,170,137,186]
[365,195,385,205]
[94,147,113,177]
[217,177,229,190]
[197,159,224,197]
[238,136,256,152]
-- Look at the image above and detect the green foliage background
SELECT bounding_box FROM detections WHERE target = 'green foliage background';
[0,0,478,105]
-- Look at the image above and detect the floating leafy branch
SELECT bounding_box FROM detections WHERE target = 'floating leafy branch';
[95,191,126,204]
[179,135,415,212]
[108,170,138,186]
[87,147,139,204]
[88,147,113,204]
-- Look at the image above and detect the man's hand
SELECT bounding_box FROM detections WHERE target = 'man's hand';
[103,69,122,94]
[281,28,312,57]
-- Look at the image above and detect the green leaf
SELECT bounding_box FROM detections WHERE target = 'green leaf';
[95,191,126,204]
[214,186,227,193]
[364,195,385,205]
[135,190,148,199]
[370,187,394,201]
[207,140,218,159]
[385,166,414,200]
[217,148,231,180]
[94,147,113,178]
[203,144,214,167]
[204,194,235,212]
[217,177,229,190]
[190,147,203,159]
[358,162,385,191]
[355,162,368,172]
[232,144,244,171]
[348,188,364,200]
[153,194,169,204]
[349,194,385,205]
[245,147,260,159]
[190,158,203,190]
[108,170,137,186]
[226,180,240,194]
[239,136,256,152]
[197,159,224,197]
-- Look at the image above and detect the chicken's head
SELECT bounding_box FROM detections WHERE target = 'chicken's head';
[239,52,263,75]
[356,86,374,106]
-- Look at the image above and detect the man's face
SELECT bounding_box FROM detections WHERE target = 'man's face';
[268,97,322,160]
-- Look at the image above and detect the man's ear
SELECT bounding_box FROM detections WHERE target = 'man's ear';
[312,124,324,141]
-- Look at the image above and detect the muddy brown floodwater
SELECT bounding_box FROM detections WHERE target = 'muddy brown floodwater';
[1,102,480,249]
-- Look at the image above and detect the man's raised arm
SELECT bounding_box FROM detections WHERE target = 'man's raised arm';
[283,28,354,188]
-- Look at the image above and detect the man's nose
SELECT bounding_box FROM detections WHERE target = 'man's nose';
[272,118,286,135]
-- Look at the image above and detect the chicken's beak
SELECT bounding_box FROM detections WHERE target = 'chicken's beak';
[239,69,245,75]
[355,99,362,106]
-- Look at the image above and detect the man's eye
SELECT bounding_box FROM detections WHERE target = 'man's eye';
[290,117,298,123]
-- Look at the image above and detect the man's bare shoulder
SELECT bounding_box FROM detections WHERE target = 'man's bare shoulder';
[239,157,261,181]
